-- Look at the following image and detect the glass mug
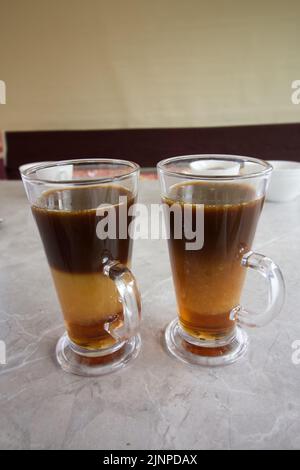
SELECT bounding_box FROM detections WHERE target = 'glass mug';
[158,155,285,366]
[21,159,141,376]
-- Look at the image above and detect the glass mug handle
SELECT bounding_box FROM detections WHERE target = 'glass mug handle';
[102,259,141,341]
[231,251,285,327]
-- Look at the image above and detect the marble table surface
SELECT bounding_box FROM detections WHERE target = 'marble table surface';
[0,180,300,450]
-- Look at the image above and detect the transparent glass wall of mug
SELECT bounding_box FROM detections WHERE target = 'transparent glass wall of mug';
[21,159,141,376]
[158,155,285,366]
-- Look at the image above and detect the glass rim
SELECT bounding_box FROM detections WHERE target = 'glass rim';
[21,158,140,185]
[157,154,273,181]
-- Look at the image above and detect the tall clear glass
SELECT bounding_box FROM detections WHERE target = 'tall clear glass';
[21,159,141,376]
[158,155,285,366]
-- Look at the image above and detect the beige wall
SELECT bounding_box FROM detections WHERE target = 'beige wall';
[0,0,300,131]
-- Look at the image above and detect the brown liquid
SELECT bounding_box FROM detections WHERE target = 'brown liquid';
[164,182,264,341]
[32,185,135,350]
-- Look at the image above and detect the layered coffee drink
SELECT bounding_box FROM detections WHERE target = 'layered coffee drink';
[164,182,264,341]
[32,185,135,350]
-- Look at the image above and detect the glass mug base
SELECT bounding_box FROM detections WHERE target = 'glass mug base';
[165,319,248,367]
[56,332,141,377]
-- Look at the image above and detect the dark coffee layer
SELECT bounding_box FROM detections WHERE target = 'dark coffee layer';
[32,185,135,273]
[164,182,263,261]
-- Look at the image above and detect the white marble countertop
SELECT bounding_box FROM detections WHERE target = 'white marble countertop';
[0,180,300,450]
